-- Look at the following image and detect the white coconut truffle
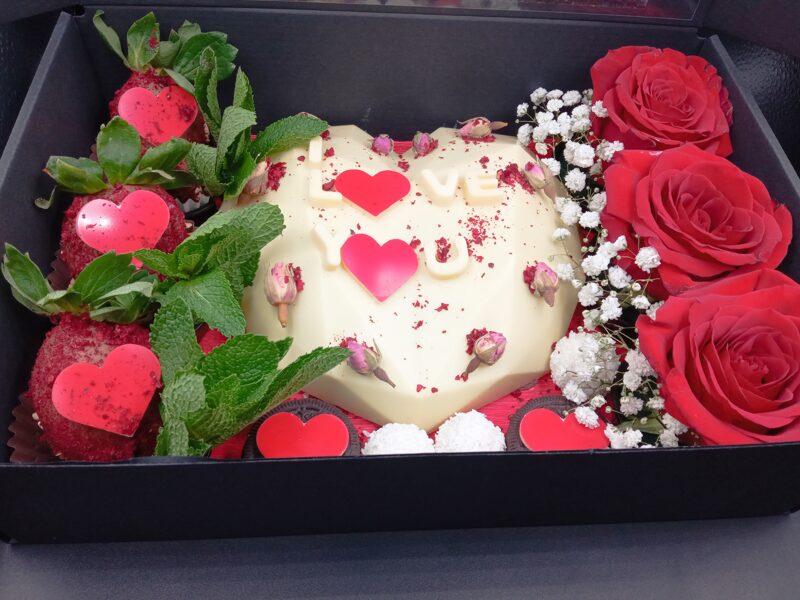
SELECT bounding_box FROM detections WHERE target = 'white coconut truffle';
[434,410,506,453]
[362,423,434,456]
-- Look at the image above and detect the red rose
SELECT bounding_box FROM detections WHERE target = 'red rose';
[638,269,800,445]
[603,145,791,298]
[591,46,733,156]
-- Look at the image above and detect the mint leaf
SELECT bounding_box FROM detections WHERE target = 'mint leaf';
[71,252,137,304]
[150,297,203,384]
[222,152,256,204]
[133,248,182,278]
[163,68,194,94]
[136,137,191,172]
[173,31,237,82]
[96,117,141,184]
[153,40,179,69]
[175,21,202,44]
[125,168,197,189]
[126,12,159,71]
[186,143,226,197]
[232,69,255,112]
[198,334,284,389]
[193,48,221,141]
[162,371,207,419]
[251,114,329,160]
[163,268,245,336]
[45,157,106,194]
[216,106,257,173]
[1,244,53,315]
[93,10,130,68]
[155,419,190,456]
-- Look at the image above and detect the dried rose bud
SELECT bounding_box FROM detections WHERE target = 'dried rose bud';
[523,261,559,307]
[523,162,547,190]
[264,262,298,327]
[412,131,437,157]
[371,134,394,155]
[345,338,395,388]
[238,160,270,203]
[458,117,508,139]
[464,331,507,376]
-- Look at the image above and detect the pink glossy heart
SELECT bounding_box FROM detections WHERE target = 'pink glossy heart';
[334,169,410,216]
[51,344,161,437]
[519,409,609,452]
[341,234,418,301]
[76,189,170,254]
[117,85,198,144]
[256,412,350,458]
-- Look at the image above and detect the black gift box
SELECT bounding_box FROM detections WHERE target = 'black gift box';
[1,1,800,543]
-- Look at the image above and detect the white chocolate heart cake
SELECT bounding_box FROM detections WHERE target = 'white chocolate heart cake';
[242,125,580,431]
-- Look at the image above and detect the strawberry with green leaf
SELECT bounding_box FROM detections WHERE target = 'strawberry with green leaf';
[44,117,194,277]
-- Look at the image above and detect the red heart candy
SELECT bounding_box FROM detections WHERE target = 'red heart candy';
[334,169,410,216]
[519,409,609,452]
[76,189,170,254]
[341,234,418,301]
[256,412,350,458]
[51,344,161,437]
[117,85,199,145]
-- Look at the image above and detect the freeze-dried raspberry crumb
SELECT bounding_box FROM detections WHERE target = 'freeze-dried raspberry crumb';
[465,328,488,355]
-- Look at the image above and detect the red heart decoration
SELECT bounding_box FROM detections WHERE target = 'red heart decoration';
[341,234,418,301]
[76,189,170,254]
[51,344,161,437]
[256,412,350,458]
[334,169,411,216]
[117,85,199,145]
[519,409,609,452]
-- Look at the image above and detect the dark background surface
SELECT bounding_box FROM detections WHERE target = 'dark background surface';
[1,4,800,599]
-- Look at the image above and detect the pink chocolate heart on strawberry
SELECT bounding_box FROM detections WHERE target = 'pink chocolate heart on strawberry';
[117,85,199,145]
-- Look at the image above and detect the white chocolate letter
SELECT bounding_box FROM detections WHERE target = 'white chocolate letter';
[419,168,459,206]
[424,236,469,279]
[464,172,503,205]
[312,225,349,269]
[308,137,323,168]
[308,171,343,208]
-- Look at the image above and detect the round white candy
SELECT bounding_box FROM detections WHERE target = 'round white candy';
[362,423,434,456]
[434,410,506,453]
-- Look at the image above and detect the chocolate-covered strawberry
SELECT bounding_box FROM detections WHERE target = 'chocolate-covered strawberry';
[93,11,237,147]
[44,117,193,276]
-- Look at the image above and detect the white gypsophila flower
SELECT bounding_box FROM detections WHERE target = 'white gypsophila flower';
[611,235,628,251]
[635,246,661,272]
[589,161,603,176]
[646,301,664,320]
[625,349,655,378]
[592,100,609,118]
[590,395,607,409]
[605,424,643,449]
[631,295,651,310]
[588,191,607,212]
[564,169,586,192]
[552,228,571,241]
[570,143,596,169]
[659,429,679,448]
[557,111,571,125]
[607,265,631,289]
[530,87,547,103]
[582,88,594,102]
[579,211,601,229]
[535,142,548,155]
[562,381,588,404]
[620,395,644,417]
[559,122,572,138]
[562,90,582,106]
[574,405,600,429]
[532,125,547,143]
[583,308,601,330]
[551,331,621,404]
[578,282,603,307]
[542,158,561,175]
[563,140,578,163]
[662,413,688,435]
[516,102,530,117]
[554,196,569,211]
[536,111,554,124]
[600,295,622,322]
[545,120,562,136]
[596,241,619,261]
[571,118,592,134]
[597,140,624,162]
[623,370,643,392]
[572,278,584,290]
[559,200,583,226]
[571,104,590,119]
[581,252,612,277]
[546,89,563,99]
[646,395,665,410]
[517,124,533,145]
[555,263,575,281]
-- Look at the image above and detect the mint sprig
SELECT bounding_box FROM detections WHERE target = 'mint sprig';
[151,297,351,456]
[186,49,328,203]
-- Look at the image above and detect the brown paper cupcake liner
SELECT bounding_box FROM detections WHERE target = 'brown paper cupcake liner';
[8,393,56,463]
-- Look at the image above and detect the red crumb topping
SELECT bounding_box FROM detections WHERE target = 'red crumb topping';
[322,180,336,191]
[463,135,496,144]
[324,147,335,158]
[416,384,426,393]
[321,130,331,140]
[412,320,424,330]
[435,237,451,263]
[398,160,410,172]
[435,303,449,312]
[409,237,422,250]
[465,328,488,355]
[522,264,537,294]
[497,163,534,194]
[288,263,305,292]
[267,161,287,191]
[479,156,490,168]
[431,387,439,393]
[298,156,306,162]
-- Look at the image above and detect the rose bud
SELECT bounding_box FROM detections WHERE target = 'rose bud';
[464,331,507,376]
[345,338,396,388]
[523,261,559,307]
[264,262,298,328]
[523,162,547,190]
[371,134,394,155]
[412,131,437,157]
[238,160,270,204]
[458,117,508,139]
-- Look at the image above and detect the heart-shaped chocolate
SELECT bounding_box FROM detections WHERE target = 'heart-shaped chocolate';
[507,396,609,452]
[341,234,418,301]
[117,85,198,145]
[51,344,161,437]
[335,169,410,216]
[76,189,170,254]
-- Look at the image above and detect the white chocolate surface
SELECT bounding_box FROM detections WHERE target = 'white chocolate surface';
[242,126,580,431]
